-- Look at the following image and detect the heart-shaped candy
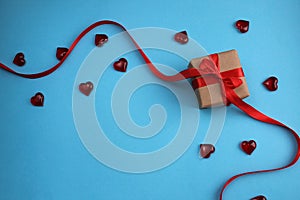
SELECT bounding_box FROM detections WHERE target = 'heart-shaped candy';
[30,92,44,107]
[200,144,215,158]
[263,76,278,91]
[113,58,128,72]
[56,47,69,60]
[241,140,256,155]
[79,81,94,96]
[95,34,108,47]
[235,20,249,33]
[174,31,189,44]
[13,52,26,66]
[251,195,267,200]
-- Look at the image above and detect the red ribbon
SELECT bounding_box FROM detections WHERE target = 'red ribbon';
[220,89,300,200]
[191,54,244,105]
[0,20,204,81]
[191,67,244,89]
[0,20,299,200]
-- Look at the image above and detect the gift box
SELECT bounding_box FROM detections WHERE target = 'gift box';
[188,49,250,108]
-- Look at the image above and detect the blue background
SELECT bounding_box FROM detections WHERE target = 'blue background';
[1,0,300,199]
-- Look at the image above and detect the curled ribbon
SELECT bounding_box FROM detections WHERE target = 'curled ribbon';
[0,20,299,200]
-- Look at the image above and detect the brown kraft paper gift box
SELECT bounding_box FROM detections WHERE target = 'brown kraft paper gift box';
[188,49,250,108]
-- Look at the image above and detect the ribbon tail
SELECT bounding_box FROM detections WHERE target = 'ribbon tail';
[219,89,300,200]
[0,20,202,81]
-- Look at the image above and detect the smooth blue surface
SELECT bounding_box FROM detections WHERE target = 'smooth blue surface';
[0,0,300,200]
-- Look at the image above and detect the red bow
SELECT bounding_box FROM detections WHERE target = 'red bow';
[191,54,244,105]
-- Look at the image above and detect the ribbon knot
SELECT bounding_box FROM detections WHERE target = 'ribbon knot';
[193,56,245,105]
[223,77,243,89]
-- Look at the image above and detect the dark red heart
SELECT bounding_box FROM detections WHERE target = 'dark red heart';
[200,144,215,158]
[95,34,108,47]
[56,47,68,60]
[263,76,278,91]
[13,52,26,66]
[235,20,249,33]
[79,81,94,96]
[30,92,44,107]
[251,195,267,200]
[113,58,128,72]
[174,31,189,44]
[241,140,256,155]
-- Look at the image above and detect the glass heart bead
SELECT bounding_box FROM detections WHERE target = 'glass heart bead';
[241,140,256,155]
[200,144,215,158]
[251,195,267,200]
[13,52,26,66]
[113,58,128,72]
[30,92,44,107]
[174,31,188,44]
[235,20,249,33]
[263,76,278,91]
[56,47,68,60]
[95,34,108,47]
[79,81,94,96]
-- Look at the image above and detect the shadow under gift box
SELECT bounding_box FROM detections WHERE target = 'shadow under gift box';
[188,49,250,108]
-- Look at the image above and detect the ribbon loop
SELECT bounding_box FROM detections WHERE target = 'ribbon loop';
[198,58,219,75]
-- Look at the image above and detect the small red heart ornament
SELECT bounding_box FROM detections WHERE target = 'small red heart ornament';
[251,195,267,200]
[13,52,26,66]
[95,34,108,47]
[113,58,128,72]
[200,144,215,158]
[30,92,44,107]
[174,31,189,44]
[235,20,249,33]
[79,81,94,96]
[56,47,69,60]
[241,140,256,155]
[263,76,278,91]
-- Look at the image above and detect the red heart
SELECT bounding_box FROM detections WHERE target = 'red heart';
[95,34,108,47]
[79,81,94,96]
[241,140,256,155]
[113,58,128,72]
[56,47,69,60]
[30,92,44,107]
[13,52,26,66]
[235,20,249,33]
[174,31,189,44]
[200,144,215,158]
[251,195,267,200]
[263,76,278,91]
